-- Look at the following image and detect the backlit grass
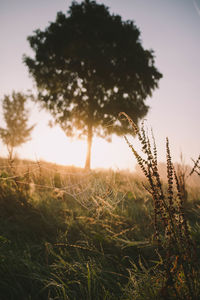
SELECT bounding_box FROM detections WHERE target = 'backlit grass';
[0,123,199,299]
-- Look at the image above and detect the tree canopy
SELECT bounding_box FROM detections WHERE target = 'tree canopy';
[24,0,162,169]
[0,92,35,161]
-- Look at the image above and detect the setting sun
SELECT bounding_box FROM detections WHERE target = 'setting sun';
[20,122,135,170]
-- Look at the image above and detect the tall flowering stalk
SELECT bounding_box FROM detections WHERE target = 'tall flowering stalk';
[120,112,198,299]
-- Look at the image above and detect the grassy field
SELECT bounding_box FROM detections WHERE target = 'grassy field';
[0,120,200,299]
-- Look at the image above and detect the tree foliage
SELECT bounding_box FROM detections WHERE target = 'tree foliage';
[0,92,35,161]
[24,0,162,168]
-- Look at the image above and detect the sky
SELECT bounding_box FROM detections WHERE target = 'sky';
[0,0,200,170]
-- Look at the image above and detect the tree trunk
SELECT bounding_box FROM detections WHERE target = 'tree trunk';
[85,124,93,170]
[7,145,14,164]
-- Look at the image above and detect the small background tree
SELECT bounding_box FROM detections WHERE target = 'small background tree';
[24,0,162,169]
[0,92,35,162]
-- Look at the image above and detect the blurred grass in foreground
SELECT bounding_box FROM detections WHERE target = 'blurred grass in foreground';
[0,143,199,300]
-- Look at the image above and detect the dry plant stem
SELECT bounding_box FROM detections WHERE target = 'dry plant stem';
[166,138,173,210]
[121,112,197,299]
[165,138,180,248]
[173,168,191,248]
[174,167,195,299]
[190,155,200,176]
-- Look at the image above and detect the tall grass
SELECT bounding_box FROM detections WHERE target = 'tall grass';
[0,118,199,299]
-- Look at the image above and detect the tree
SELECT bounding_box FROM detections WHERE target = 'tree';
[0,92,35,162]
[24,0,162,169]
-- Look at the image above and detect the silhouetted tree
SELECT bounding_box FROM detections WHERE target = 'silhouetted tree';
[0,92,35,162]
[24,0,162,169]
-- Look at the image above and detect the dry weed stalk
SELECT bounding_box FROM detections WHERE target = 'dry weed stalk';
[120,112,198,299]
[190,155,200,177]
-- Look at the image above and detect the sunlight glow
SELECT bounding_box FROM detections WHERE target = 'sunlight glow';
[17,124,131,169]
[9,123,135,170]
[25,126,87,167]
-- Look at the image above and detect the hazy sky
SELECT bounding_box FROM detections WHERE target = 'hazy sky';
[0,0,200,169]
